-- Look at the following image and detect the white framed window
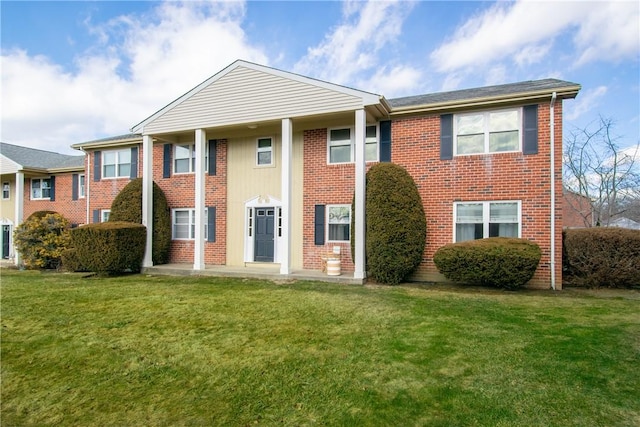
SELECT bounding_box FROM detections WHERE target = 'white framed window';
[256,137,273,166]
[79,174,85,198]
[173,144,209,174]
[101,209,111,223]
[103,149,131,178]
[327,204,351,242]
[172,208,208,240]
[2,182,9,200]
[31,178,51,200]
[328,125,378,164]
[455,108,521,155]
[454,201,521,242]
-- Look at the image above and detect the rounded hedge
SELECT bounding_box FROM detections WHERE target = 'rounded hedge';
[433,237,542,290]
[563,227,640,288]
[352,163,426,285]
[109,178,171,264]
[13,211,71,270]
[70,222,146,274]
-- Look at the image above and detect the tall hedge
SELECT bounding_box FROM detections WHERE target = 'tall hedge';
[109,178,171,264]
[563,227,640,288]
[433,237,541,290]
[13,211,71,270]
[70,222,146,274]
[352,163,426,285]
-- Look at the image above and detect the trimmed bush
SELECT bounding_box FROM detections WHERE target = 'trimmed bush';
[109,178,171,264]
[13,211,71,270]
[70,222,146,274]
[352,163,426,285]
[434,237,542,290]
[60,248,89,272]
[563,228,640,288]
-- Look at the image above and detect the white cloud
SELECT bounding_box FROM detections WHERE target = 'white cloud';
[429,1,638,79]
[357,64,423,98]
[565,86,608,121]
[294,0,418,90]
[1,1,267,155]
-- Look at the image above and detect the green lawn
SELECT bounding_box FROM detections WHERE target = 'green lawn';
[1,269,639,426]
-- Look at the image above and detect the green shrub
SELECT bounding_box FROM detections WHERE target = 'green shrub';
[563,228,640,288]
[109,178,171,264]
[352,163,426,285]
[13,211,71,270]
[70,222,146,274]
[60,248,89,272]
[433,237,542,290]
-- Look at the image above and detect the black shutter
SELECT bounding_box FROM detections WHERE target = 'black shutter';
[49,176,55,201]
[94,151,101,181]
[208,140,217,176]
[163,144,172,178]
[130,146,138,178]
[379,120,392,162]
[523,105,539,155]
[314,204,325,246]
[207,206,216,242]
[440,114,453,160]
[93,209,100,223]
[72,174,78,200]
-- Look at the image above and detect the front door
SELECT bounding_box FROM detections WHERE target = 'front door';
[254,208,274,262]
[2,225,10,259]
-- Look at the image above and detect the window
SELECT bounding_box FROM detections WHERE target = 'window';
[173,144,209,174]
[455,108,520,155]
[31,178,51,199]
[256,137,273,166]
[327,205,351,241]
[79,174,85,198]
[103,149,131,178]
[454,201,520,242]
[2,182,9,200]
[101,209,110,222]
[172,209,209,240]
[328,125,378,164]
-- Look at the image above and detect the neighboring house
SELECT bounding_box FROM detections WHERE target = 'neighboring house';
[607,217,640,230]
[0,142,85,261]
[72,60,580,289]
[563,189,594,228]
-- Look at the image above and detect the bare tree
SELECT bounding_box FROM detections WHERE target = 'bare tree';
[563,116,640,226]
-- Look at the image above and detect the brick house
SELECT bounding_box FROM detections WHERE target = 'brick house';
[562,188,594,228]
[0,142,86,261]
[69,60,580,289]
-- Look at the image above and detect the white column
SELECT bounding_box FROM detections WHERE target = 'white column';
[13,172,24,266]
[354,109,366,280]
[193,129,206,270]
[280,118,293,274]
[142,135,154,267]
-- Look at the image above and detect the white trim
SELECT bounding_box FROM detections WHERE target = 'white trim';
[194,129,206,270]
[354,109,366,280]
[101,148,133,179]
[101,209,111,223]
[326,204,351,243]
[453,200,522,242]
[256,136,275,167]
[327,124,379,164]
[453,107,522,156]
[14,172,23,266]
[243,195,283,264]
[78,174,86,198]
[280,119,292,274]
[142,135,153,267]
[2,181,10,200]
[131,60,382,133]
[30,177,52,200]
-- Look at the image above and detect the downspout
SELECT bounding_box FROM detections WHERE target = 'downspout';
[549,92,557,290]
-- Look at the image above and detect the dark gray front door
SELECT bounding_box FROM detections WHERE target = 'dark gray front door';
[254,208,274,262]
[2,226,10,259]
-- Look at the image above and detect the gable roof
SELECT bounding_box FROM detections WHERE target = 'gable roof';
[131,60,387,134]
[388,78,581,114]
[71,133,142,150]
[0,142,85,173]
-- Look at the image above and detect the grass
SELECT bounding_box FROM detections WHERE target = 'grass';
[1,269,639,426]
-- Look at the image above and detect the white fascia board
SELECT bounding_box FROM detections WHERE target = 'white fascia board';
[130,60,385,133]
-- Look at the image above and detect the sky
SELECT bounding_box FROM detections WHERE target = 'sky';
[1,0,639,157]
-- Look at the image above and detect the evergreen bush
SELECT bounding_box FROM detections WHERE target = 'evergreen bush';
[563,228,640,288]
[70,222,146,274]
[109,178,171,264]
[352,163,426,285]
[433,237,541,290]
[13,211,71,269]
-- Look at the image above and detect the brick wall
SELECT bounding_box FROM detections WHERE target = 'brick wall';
[23,172,87,225]
[302,102,564,289]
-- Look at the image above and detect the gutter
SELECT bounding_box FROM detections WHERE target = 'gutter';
[550,91,557,290]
